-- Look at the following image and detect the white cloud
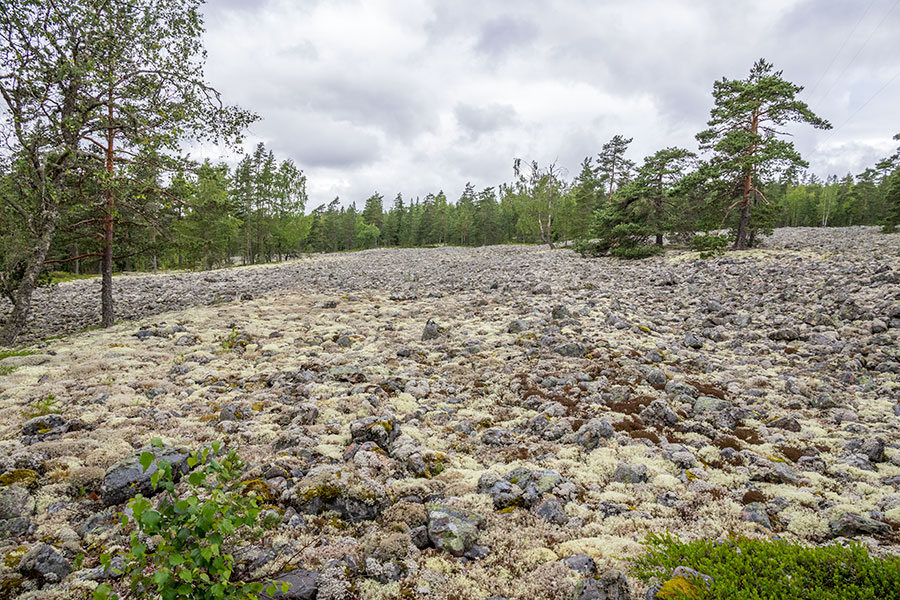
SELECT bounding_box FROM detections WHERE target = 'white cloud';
[199,0,900,209]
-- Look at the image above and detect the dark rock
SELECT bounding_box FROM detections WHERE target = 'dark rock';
[481,427,514,446]
[507,319,529,334]
[683,332,703,349]
[769,327,800,341]
[574,419,615,450]
[422,319,443,341]
[827,513,891,538]
[531,283,552,295]
[100,445,191,506]
[846,437,886,463]
[645,369,667,387]
[640,400,679,427]
[259,569,319,600]
[289,466,389,523]
[349,415,399,451]
[0,485,35,536]
[489,480,523,510]
[768,416,801,432]
[534,497,569,525]
[575,569,632,600]
[19,543,72,585]
[551,305,571,320]
[612,463,648,484]
[410,525,431,549]
[740,502,772,530]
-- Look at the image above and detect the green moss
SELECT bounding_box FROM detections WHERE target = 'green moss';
[0,469,40,489]
[3,547,27,568]
[0,349,35,361]
[0,578,24,598]
[632,533,900,599]
[241,479,274,503]
[298,483,343,503]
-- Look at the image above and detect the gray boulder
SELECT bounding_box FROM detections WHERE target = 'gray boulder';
[427,506,485,557]
[575,569,632,600]
[827,513,891,538]
[259,569,319,600]
[0,485,35,536]
[19,543,72,585]
[100,445,191,506]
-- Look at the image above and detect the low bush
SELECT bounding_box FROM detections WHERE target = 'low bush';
[689,234,729,258]
[94,440,286,600]
[631,532,900,599]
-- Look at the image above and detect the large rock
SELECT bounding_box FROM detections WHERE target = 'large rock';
[0,485,36,536]
[259,569,319,600]
[574,419,615,450]
[19,543,72,585]
[827,513,891,538]
[427,505,485,557]
[287,465,389,522]
[349,415,399,451]
[575,569,632,600]
[100,445,191,506]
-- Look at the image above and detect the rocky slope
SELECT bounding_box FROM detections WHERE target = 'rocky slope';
[1,226,899,599]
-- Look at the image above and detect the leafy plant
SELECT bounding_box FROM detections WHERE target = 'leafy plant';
[631,532,900,599]
[94,440,287,600]
[23,393,59,417]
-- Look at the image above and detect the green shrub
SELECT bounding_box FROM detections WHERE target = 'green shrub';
[689,234,729,258]
[631,532,900,599]
[94,440,286,600]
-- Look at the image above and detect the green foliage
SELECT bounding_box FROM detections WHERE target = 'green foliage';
[93,440,286,600]
[689,234,729,258]
[23,393,59,418]
[632,532,900,600]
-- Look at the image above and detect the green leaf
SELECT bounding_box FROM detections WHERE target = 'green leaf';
[140,509,162,529]
[139,451,155,473]
[93,583,114,600]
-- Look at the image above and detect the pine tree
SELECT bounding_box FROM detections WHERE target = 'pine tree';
[696,58,831,249]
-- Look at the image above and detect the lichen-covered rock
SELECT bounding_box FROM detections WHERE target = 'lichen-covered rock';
[421,319,443,340]
[287,465,389,522]
[740,502,772,530]
[534,497,569,525]
[612,463,648,484]
[427,505,485,557]
[827,513,891,538]
[19,543,72,586]
[349,415,399,451]
[0,485,35,537]
[574,418,615,450]
[100,444,191,506]
[575,569,631,600]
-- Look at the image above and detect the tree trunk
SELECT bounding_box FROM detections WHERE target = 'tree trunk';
[0,209,59,346]
[101,100,116,328]
[73,243,80,275]
[734,109,759,251]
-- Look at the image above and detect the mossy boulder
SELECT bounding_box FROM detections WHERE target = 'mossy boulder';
[288,465,389,522]
[349,415,399,451]
[426,505,486,557]
[0,469,39,489]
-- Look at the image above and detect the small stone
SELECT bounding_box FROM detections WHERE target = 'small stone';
[349,415,399,451]
[551,305,571,320]
[531,283,552,295]
[575,569,632,600]
[22,414,67,436]
[0,485,35,536]
[100,445,191,506]
[683,332,703,349]
[574,418,615,450]
[740,502,772,530]
[612,463,648,484]
[259,569,319,600]
[489,480,523,510]
[507,319,528,334]
[421,319,442,341]
[768,416,801,432]
[534,497,569,525]
[481,427,514,446]
[871,319,888,334]
[562,554,596,575]
[645,369,667,387]
[427,506,483,557]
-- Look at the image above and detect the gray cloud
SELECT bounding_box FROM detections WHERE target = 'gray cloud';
[199,0,899,208]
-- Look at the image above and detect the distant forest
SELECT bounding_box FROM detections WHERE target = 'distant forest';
[16,132,898,274]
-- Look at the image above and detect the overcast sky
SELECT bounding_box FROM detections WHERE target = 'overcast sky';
[198,0,900,210]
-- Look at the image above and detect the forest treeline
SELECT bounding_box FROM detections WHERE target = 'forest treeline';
[1,0,899,344]
[17,133,898,274]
